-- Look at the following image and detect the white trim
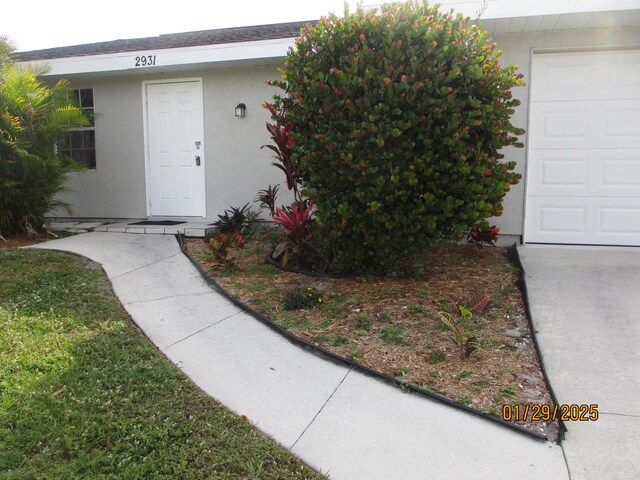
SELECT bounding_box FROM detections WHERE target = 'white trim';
[142,77,206,218]
[441,0,640,20]
[25,37,295,77]
[530,44,640,55]
[521,47,537,244]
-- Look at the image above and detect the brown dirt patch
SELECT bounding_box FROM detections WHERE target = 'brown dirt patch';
[0,232,64,249]
[184,230,560,441]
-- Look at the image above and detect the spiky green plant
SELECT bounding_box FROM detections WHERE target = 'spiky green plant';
[0,38,87,236]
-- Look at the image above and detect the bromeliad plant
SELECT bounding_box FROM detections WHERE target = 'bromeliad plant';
[213,203,253,233]
[270,200,329,269]
[273,201,314,244]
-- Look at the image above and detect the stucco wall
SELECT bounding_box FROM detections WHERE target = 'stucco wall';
[57,64,291,220]
[57,26,640,234]
[58,77,147,218]
[201,66,294,219]
[491,26,640,236]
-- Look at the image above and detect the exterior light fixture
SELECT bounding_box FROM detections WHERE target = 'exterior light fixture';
[235,103,246,118]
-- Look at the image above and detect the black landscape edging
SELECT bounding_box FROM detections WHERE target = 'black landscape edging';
[179,235,551,443]
[506,244,568,444]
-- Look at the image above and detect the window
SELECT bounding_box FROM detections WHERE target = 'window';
[60,88,96,169]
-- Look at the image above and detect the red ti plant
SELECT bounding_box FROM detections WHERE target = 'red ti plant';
[255,184,280,217]
[261,102,301,202]
[273,201,314,244]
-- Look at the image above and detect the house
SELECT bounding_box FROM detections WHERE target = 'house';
[16,0,640,246]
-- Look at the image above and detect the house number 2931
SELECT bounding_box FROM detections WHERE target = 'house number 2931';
[134,55,157,67]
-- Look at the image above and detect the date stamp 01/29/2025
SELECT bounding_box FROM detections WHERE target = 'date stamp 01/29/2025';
[501,403,600,422]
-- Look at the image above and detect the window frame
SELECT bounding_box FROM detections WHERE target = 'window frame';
[60,88,97,170]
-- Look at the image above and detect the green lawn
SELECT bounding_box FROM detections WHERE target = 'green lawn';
[0,249,323,479]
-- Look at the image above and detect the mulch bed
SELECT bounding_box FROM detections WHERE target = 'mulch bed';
[184,230,561,441]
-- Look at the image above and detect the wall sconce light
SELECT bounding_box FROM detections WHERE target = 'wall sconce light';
[235,103,246,118]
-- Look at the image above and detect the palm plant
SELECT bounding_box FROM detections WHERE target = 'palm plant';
[0,38,87,236]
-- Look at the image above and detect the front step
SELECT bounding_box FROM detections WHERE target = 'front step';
[50,219,214,238]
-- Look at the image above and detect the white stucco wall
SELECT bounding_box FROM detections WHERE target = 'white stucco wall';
[202,66,295,218]
[56,64,292,220]
[58,77,147,218]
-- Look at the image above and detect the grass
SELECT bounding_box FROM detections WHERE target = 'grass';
[0,249,323,479]
[379,326,404,345]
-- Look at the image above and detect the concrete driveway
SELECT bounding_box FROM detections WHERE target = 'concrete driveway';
[517,245,640,480]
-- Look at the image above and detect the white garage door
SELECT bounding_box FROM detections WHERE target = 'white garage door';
[524,50,640,246]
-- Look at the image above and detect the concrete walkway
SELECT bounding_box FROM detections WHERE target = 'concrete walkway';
[518,245,640,480]
[31,232,568,480]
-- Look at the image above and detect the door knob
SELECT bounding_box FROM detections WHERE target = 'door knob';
[195,155,201,166]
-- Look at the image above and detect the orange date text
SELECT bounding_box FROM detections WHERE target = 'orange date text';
[501,403,599,422]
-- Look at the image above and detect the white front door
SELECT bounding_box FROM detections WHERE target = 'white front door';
[524,50,640,246]
[146,80,206,217]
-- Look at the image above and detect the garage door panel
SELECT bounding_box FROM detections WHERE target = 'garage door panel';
[525,197,640,245]
[603,105,640,141]
[599,205,640,236]
[533,50,640,101]
[527,149,640,197]
[605,52,640,96]
[532,55,599,101]
[525,197,588,241]
[601,152,640,195]
[530,100,640,149]
[526,50,640,246]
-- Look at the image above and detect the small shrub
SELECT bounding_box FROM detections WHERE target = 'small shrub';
[282,286,323,310]
[208,232,245,270]
[467,220,500,246]
[271,202,331,272]
[437,311,479,358]
[213,203,252,233]
[273,201,314,244]
[379,326,403,345]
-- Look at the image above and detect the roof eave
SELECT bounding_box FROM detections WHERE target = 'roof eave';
[17,37,296,77]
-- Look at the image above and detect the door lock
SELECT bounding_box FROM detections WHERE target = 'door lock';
[195,155,201,166]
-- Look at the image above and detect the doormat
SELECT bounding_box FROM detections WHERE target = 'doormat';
[129,220,186,226]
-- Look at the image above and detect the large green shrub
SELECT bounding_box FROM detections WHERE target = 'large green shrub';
[268,1,524,273]
[0,38,86,236]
